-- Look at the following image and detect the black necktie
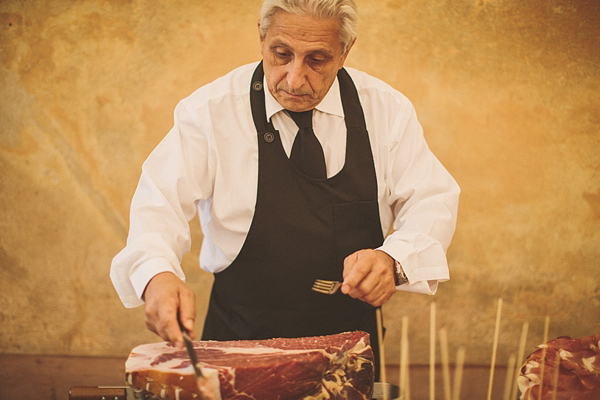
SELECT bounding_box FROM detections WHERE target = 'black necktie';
[287,110,327,179]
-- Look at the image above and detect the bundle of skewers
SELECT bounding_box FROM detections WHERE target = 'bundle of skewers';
[375,300,600,400]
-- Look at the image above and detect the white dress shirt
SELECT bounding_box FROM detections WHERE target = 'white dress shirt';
[110,62,460,308]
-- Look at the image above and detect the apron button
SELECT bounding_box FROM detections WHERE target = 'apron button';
[264,132,275,143]
[252,81,263,91]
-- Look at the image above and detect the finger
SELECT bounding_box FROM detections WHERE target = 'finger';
[346,257,386,298]
[354,254,396,297]
[366,287,394,307]
[145,285,183,347]
[365,294,387,308]
[351,276,382,302]
[342,251,371,294]
[361,279,396,307]
[145,302,181,345]
[178,287,197,338]
[352,267,382,296]
[342,251,360,279]
[162,303,185,348]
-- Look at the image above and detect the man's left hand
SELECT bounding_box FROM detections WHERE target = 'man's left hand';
[341,249,397,307]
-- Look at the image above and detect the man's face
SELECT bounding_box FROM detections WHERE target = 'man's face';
[259,11,352,112]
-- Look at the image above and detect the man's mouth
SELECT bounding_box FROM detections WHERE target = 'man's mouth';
[279,89,310,99]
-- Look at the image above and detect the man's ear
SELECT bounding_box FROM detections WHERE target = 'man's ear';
[257,19,264,44]
[339,37,357,68]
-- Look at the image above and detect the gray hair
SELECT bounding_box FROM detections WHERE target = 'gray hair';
[259,0,358,54]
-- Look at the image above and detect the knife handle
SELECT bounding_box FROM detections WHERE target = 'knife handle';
[68,386,128,400]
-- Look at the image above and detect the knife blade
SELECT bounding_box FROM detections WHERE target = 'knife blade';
[180,326,204,378]
[180,323,219,399]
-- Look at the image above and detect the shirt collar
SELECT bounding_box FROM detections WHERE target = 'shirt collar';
[264,75,344,121]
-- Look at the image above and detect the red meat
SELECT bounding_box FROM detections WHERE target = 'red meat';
[126,331,374,400]
[518,333,600,400]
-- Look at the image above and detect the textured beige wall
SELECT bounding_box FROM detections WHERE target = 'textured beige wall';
[1,0,598,368]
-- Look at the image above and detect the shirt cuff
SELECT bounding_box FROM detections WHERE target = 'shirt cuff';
[129,257,184,301]
[400,280,440,295]
[376,243,449,295]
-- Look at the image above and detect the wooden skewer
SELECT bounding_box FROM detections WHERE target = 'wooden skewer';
[376,308,388,400]
[406,346,411,399]
[503,353,517,400]
[551,347,560,400]
[510,321,529,400]
[430,302,436,400]
[538,316,550,400]
[452,347,466,400]
[440,328,451,400]
[487,298,503,400]
[400,316,410,400]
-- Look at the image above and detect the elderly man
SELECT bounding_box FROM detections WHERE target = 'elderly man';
[111,0,459,375]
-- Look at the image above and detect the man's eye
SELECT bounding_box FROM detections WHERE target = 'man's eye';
[276,51,290,59]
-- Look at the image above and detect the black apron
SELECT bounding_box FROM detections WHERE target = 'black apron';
[202,62,385,376]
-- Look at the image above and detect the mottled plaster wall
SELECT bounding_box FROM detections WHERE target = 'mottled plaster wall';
[1,0,598,367]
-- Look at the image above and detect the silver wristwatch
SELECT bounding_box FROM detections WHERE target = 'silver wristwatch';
[394,259,409,286]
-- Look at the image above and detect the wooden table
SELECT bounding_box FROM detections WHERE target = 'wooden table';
[0,354,512,400]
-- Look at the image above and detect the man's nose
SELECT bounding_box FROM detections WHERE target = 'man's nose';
[286,58,307,91]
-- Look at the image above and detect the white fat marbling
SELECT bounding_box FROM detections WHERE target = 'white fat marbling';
[127,336,370,400]
[582,356,596,372]
[558,349,573,360]
[126,341,333,373]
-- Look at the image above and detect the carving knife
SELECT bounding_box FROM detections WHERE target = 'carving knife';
[180,323,218,399]
[180,325,204,378]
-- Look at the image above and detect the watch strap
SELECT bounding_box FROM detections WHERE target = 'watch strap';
[394,260,409,286]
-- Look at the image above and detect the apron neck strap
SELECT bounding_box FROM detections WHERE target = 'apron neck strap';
[250,62,367,134]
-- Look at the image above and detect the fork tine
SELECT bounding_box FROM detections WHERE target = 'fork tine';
[311,279,342,294]
[312,281,334,290]
[314,279,333,283]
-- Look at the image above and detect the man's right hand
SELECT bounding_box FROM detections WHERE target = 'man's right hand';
[142,271,197,349]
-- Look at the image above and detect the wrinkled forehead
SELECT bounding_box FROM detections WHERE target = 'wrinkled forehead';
[264,11,344,53]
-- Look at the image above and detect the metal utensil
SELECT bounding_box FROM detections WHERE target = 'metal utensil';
[70,383,401,400]
[180,323,220,399]
[180,325,204,378]
[311,279,342,294]
[372,382,402,399]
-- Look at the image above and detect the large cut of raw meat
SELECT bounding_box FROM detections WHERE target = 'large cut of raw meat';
[125,331,374,400]
[518,333,600,400]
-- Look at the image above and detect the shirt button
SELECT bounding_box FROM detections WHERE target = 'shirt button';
[264,132,275,143]
[252,81,263,91]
